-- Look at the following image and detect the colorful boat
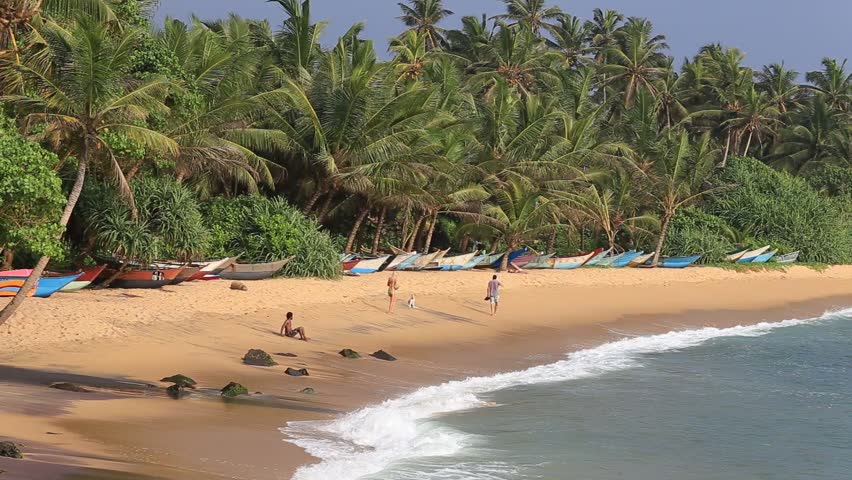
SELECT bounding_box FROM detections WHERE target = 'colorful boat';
[350,256,390,274]
[186,257,239,281]
[404,249,450,271]
[583,248,614,267]
[105,268,184,289]
[597,251,625,267]
[0,272,83,297]
[627,252,655,267]
[475,252,503,268]
[342,258,361,272]
[736,246,771,263]
[489,248,528,269]
[424,249,451,270]
[511,252,538,268]
[461,254,487,270]
[775,251,800,264]
[749,250,777,264]
[656,254,702,268]
[610,250,644,268]
[437,252,478,271]
[385,252,419,271]
[219,259,291,280]
[725,249,749,262]
[59,265,107,292]
[524,253,555,269]
[0,279,35,297]
[547,248,604,270]
[170,266,201,285]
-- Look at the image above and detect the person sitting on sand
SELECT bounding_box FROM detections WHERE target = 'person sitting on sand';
[387,272,400,313]
[487,274,503,316]
[280,312,307,341]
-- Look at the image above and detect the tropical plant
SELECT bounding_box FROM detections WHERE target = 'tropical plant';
[397,0,453,51]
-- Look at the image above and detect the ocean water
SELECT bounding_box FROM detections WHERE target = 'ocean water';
[283,309,852,480]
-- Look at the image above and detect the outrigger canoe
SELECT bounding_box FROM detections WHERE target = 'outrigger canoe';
[583,248,613,267]
[610,250,644,268]
[524,253,555,269]
[547,248,604,270]
[736,246,771,263]
[186,256,239,281]
[0,272,83,297]
[385,252,419,271]
[627,253,655,267]
[655,254,702,268]
[350,256,390,274]
[775,251,800,264]
[59,265,107,292]
[749,250,777,264]
[437,252,478,271]
[105,267,184,289]
[219,258,291,280]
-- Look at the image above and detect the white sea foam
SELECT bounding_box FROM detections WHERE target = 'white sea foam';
[282,308,852,480]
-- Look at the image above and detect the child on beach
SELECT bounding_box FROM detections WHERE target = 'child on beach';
[280,312,308,341]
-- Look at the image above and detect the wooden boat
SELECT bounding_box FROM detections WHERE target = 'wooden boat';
[489,248,528,269]
[583,248,614,267]
[597,251,624,267]
[59,265,107,292]
[725,249,749,262]
[462,254,487,270]
[385,252,419,271]
[775,251,800,264]
[524,253,555,269]
[610,250,644,268]
[736,245,771,263]
[437,252,478,271]
[475,252,503,268]
[512,252,538,268]
[547,248,604,270]
[169,266,201,285]
[0,279,36,297]
[749,250,777,264]
[350,256,390,274]
[655,254,702,268]
[219,259,291,280]
[404,249,450,271]
[627,252,655,267]
[342,258,361,272]
[0,271,83,297]
[423,249,451,270]
[186,256,239,281]
[105,268,183,289]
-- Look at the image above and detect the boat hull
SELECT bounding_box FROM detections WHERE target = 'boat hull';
[108,268,183,289]
[735,246,771,263]
[59,265,107,291]
[219,259,291,280]
[0,273,82,297]
[775,251,800,264]
[437,253,478,271]
[350,256,390,274]
[170,266,201,285]
[610,250,643,268]
[750,250,777,264]
[583,248,613,267]
[657,255,702,268]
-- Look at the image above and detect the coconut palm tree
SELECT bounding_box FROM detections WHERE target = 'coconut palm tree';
[805,58,852,113]
[755,63,801,114]
[770,96,851,174]
[544,14,591,67]
[397,0,453,51]
[0,17,177,323]
[493,0,563,36]
[268,0,326,77]
[601,18,669,107]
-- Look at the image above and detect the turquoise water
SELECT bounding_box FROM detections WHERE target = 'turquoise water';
[285,309,852,480]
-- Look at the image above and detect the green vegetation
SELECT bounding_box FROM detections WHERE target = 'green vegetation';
[2,0,852,320]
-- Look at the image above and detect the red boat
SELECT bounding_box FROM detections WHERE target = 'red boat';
[105,268,184,289]
[342,259,361,271]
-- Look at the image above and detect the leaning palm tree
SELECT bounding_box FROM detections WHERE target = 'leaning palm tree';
[397,0,453,51]
[0,17,177,324]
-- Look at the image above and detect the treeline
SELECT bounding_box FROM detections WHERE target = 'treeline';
[2,0,852,286]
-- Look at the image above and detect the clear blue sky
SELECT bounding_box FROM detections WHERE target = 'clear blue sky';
[155,0,850,74]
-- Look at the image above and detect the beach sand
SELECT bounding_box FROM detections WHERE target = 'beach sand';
[2,266,852,479]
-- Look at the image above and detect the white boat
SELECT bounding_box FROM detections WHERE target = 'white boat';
[627,252,655,267]
[350,256,390,274]
[736,246,771,263]
[437,252,478,271]
[524,253,555,269]
[385,252,418,271]
[403,249,446,271]
[775,251,800,264]
[424,248,451,269]
[548,249,602,270]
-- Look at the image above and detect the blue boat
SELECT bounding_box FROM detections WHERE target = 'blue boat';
[489,248,528,269]
[610,250,644,268]
[656,254,702,268]
[462,254,488,270]
[749,250,777,263]
[583,248,613,267]
[736,246,771,263]
[0,273,83,298]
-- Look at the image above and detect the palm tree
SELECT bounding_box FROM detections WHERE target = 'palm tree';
[494,0,563,36]
[397,0,453,51]
[269,0,326,77]
[0,17,177,324]
[770,96,851,174]
[755,63,801,114]
[544,14,591,67]
[601,18,669,107]
[721,86,783,157]
[468,24,558,96]
[805,58,852,113]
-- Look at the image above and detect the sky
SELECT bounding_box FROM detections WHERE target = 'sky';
[155,0,851,74]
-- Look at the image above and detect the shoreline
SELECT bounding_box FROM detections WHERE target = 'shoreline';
[2,267,852,479]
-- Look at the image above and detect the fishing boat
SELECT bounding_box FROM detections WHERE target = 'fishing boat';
[627,252,655,267]
[475,252,503,268]
[423,249,451,270]
[0,271,83,297]
[749,250,777,264]
[404,249,450,271]
[547,248,604,270]
[350,256,390,274]
[597,251,624,267]
[511,252,538,268]
[461,254,487,270]
[775,251,800,264]
[104,268,183,289]
[437,252,478,271]
[186,256,239,281]
[583,248,614,267]
[655,254,702,268]
[342,258,361,272]
[610,250,644,268]
[489,248,528,269]
[0,279,35,297]
[219,258,291,280]
[736,246,771,263]
[725,249,749,262]
[169,266,201,285]
[384,252,419,271]
[524,253,555,269]
[59,265,107,292]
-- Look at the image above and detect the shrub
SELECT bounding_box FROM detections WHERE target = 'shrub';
[662,207,734,263]
[707,157,852,263]
[803,164,852,197]
[203,196,340,279]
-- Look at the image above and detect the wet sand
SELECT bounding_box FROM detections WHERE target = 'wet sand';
[2,266,852,479]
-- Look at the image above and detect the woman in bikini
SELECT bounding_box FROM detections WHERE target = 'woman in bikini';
[387,272,399,313]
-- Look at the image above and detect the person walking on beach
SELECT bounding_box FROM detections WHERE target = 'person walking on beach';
[387,272,400,313]
[487,274,503,316]
[280,312,308,341]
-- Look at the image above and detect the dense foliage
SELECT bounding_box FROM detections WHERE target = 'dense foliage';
[204,196,340,279]
[709,157,852,263]
[662,207,734,264]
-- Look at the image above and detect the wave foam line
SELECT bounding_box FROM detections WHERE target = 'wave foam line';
[283,308,852,480]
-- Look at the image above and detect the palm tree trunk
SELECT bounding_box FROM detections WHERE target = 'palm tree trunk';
[500,245,513,272]
[399,213,410,250]
[371,206,387,255]
[1,248,13,270]
[344,206,370,254]
[652,211,673,267]
[126,159,144,180]
[459,234,470,253]
[743,130,754,156]
[317,189,335,223]
[304,188,323,213]
[423,210,439,253]
[406,214,426,251]
[721,130,732,168]
[546,228,557,253]
[0,143,90,327]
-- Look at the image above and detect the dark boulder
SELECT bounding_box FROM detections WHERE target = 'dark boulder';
[299,387,316,394]
[0,442,22,459]
[49,382,90,393]
[285,368,309,377]
[370,350,397,361]
[243,349,278,367]
[230,281,248,291]
[166,384,191,399]
[160,374,197,388]
[339,348,361,359]
[220,382,249,397]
